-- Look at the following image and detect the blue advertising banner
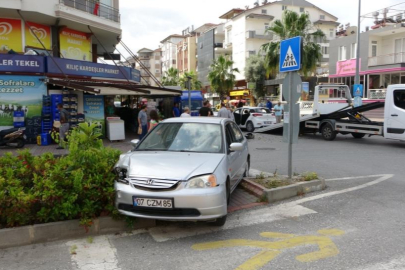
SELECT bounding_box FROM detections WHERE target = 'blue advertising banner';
[0,54,45,73]
[47,57,140,81]
[0,75,47,127]
[353,84,363,108]
[83,95,105,136]
[131,68,141,83]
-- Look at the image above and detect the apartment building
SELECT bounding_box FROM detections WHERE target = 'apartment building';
[221,0,338,84]
[133,48,162,86]
[176,36,197,76]
[160,34,185,75]
[329,19,405,99]
[197,23,231,88]
[0,0,121,60]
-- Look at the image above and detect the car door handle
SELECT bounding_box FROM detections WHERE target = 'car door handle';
[391,114,398,117]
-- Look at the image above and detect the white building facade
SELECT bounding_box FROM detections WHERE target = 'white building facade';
[160,34,185,75]
[221,0,338,82]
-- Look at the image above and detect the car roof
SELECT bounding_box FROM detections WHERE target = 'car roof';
[162,117,228,124]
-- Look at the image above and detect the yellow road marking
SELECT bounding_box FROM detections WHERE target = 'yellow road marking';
[192,229,345,270]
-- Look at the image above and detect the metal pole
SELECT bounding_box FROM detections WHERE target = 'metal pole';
[288,72,293,179]
[355,0,361,85]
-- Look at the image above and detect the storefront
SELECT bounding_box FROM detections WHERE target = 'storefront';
[328,58,403,100]
[0,54,181,142]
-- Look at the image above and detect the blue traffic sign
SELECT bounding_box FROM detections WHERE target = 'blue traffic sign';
[279,36,302,73]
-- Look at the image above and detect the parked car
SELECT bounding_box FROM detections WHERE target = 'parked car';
[233,107,275,132]
[114,117,250,226]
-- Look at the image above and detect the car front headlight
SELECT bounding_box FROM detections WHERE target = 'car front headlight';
[186,174,218,188]
[114,167,129,185]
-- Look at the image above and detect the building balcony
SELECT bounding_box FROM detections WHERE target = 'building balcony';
[246,30,273,40]
[214,43,223,48]
[224,40,233,49]
[368,52,405,67]
[59,0,120,23]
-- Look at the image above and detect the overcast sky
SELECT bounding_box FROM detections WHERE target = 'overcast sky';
[118,0,402,55]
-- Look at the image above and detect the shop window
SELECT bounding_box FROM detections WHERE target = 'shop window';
[392,73,400,84]
[393,90,405,110]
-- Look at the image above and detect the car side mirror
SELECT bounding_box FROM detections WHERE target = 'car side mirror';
[229,142,244,152]
[131,139,140,149]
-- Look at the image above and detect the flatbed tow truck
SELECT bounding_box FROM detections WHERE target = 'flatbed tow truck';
[255,84,405,142]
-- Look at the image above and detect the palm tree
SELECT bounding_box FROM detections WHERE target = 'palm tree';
[261,10,325,77]
[208,55,239,101]
[179,71,202,90]
[162,67,179,86]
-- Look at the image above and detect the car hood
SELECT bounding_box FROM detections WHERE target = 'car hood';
[118,151,225,180]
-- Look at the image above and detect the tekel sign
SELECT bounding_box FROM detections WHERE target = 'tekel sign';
[279,36,302,73]
[0,54,45,73]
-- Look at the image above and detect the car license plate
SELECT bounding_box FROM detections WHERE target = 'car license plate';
[133,197,173,208]
[264,121,272,124]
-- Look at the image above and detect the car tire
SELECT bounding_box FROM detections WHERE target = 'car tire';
[226,180,230,205]
[243,161,249,177]
[351,133,366,139]
[211,215,227,226]
[321,123,336,141]
[246,121,255,132]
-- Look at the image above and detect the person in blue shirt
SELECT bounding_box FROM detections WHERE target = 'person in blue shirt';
[273,101,284,123]
[266,98,273,111]
[172,103,180,117]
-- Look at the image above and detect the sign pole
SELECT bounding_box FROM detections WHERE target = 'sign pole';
[288,72,293,179]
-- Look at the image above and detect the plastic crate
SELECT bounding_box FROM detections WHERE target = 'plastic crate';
[51,94,63,103]
[41,133,51,146]
[42,107,51,114]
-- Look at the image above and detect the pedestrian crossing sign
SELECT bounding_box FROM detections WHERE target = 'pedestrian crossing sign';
[279,36,302,73]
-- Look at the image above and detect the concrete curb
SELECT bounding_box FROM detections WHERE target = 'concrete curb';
[0,217,155,250]
[241,178,326,203]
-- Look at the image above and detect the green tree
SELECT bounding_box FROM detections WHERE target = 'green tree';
[245,54,267,98]
[179,71,202,90]
[208,55,239,101]
[261,10,325,77]
[162,67,179,86]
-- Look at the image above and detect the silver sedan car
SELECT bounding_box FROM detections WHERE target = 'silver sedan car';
[114,117,250,226]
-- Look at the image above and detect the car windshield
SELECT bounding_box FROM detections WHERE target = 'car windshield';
[137,123,223,153]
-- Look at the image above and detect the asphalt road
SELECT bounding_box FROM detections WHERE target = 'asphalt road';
[1,133,405,270]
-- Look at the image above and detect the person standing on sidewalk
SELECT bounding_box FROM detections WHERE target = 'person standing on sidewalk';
[56,103,70,149]
[274,101,284,124]
[217,103,232,119]
[199,100,212,116]
[148,110,160,132]
[266,98,273,111]
[138,105,148,140]
[181,107,191,117]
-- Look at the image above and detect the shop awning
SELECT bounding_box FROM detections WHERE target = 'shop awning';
[45,78,182,96]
